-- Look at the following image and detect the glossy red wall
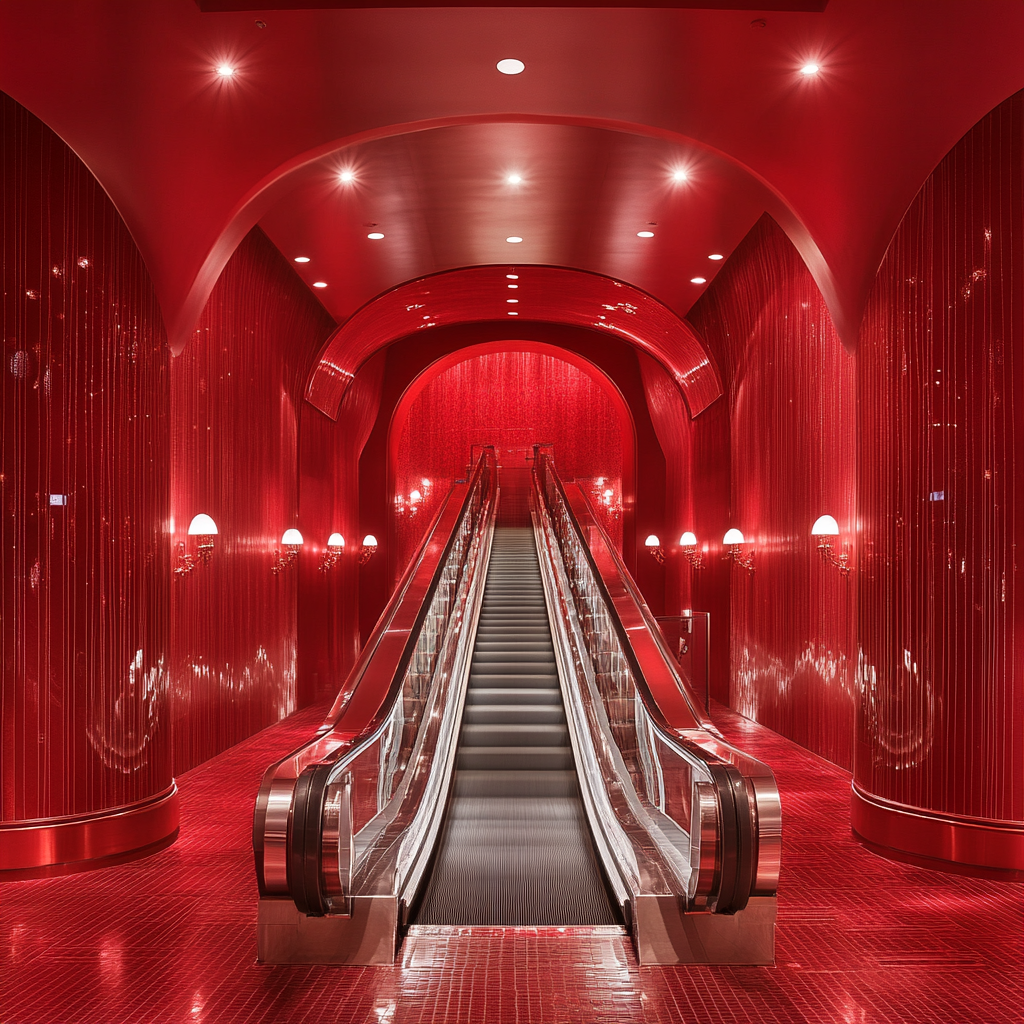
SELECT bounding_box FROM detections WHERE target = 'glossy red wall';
[391,345,629,571]
[0,93,171,845]
[170,228,336,772]
[686,216,858,769]
[855,92,1023,861]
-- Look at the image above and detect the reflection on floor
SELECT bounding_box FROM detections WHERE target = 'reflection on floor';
[1,700,1020,1024]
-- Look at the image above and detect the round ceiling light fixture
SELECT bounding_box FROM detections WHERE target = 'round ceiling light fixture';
[496,58,525,75]
[367,232,385,240]
[506,274,519,279]
[338,170,356,183]
[506,236,523,244]
[216,64,235,77]
[690,277,707,284]
[294,256,310,263]
[506,173,523,184]
[637,231,655,238]
[708,253,724,261]
[671,169,689,182]
[313,281,327,289]
[800,63,821,75]
[507,298,519,303]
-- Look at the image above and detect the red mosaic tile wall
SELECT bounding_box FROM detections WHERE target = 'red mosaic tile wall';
[856,91,1024,823]
[0,91,171,820]
[170,227,336,772]
[686,216,858,769]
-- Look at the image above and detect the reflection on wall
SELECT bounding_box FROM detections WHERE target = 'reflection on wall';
[688,216,857,769]
[0,92,171,820]
[857,91,1023,823]
[170,228,335,773]
[392,348,626,573]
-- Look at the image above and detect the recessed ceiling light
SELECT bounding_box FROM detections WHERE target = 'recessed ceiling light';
[216,65,235,77]
[506,274,519,279]
[506,236,523,244]
[338,170,355,183]
[637,231,655,238]
[294,256,311,263]
[672,170,689,182]
[313,281,327,288]
[367,232,385,240]
[507,284,518,289]
[507,173,523,184]
[507,299,519,303]
[496,58,525,75]
[800,63,821,75]
[507,311,519,316]
[708,253,724,260]
[690,277,707,284]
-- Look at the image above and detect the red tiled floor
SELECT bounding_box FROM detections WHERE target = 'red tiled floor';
[1,701,1021,1024]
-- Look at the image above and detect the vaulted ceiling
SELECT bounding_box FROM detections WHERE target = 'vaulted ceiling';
[0,1,1021,351]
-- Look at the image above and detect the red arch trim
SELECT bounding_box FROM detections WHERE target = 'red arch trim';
[306,265,722,420]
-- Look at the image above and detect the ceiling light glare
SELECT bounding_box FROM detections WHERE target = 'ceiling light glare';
[338,170,356,183]
[507,298,519,303]
[506,274,519,279]
[708,253,724,260]
[216,64,235,77]
[312,281,327,288]
[672,169,689,182]
[506,236,523,244]
[800,63,821,75]
[507,284,518,289]
[367,232,385,240]
[496,58,525,75]
[507,311,519,315]
[294,256,311,263]
[690,277,707,284]
[637,231,655,238]
[506,173,523,184]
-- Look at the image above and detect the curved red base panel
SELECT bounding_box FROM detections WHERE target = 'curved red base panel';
[0,785,179,876]
[851,784,1024,878]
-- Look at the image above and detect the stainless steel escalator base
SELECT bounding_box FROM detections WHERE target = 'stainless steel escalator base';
[412,527,620,927]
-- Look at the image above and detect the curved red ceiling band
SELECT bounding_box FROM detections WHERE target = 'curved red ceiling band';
[305,265,722,420]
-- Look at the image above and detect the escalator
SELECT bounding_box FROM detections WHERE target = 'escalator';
[253,450,780,965]
[413,527,618,926]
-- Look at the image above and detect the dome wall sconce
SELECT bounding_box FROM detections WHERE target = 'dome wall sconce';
[645,534,665,564]
[318,532,345,573]
[723,528,755,574]
[272,528,304,574]
[679,531,704,570]
[174,513,218,577]
[811,514,851,575]
[360,534,378,566]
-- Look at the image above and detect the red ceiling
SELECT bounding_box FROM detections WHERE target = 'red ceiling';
[0,1,1021,350]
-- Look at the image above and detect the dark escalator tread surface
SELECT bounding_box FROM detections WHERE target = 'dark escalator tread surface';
[413,527,618,927]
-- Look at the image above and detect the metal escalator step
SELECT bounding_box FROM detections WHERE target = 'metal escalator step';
[474,641,553,652]
[473,651,554,664]
[462,704,566,725]
[466,687,562,705]
[468,673,559,687]
[470,660,555,674]
[452,769,578,798]
[460,723,570,746]
[456,745,575,770]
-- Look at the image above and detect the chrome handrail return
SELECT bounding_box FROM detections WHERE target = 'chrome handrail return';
[253,450,497,965]
[531,450,781,965]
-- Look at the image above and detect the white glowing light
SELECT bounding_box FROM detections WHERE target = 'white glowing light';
[637,231,655,238]
[294,256,310,263]
[708,253,724,261]
[680,531,698,547]
[672,169,689,182]
[800,63,821,75]
[506,236,523,244]
[188,514,218,537]
[338,170,356,182]
[281,529,304,546]
[506,173,523,184]
[216,65,235,77]
[690,277,707,284]
[362,535,378,547]
[367,232,385,240]
[723,528,745,546]
[507,284,519,289]
[506,274,519,279]
[312,281,327,288]
[327,533,345,548]
[496,58,525,75]
[811,514,840,536]
[507,311,519,316]
[645,535,661,548]
[507,298,519,303]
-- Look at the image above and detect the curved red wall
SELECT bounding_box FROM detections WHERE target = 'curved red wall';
[854,92,1023,873]
[0,92,173,871]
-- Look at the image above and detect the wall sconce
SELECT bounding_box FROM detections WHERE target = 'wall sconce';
[723,528,755,574]
[811,514,851,575]
[679,531,704,570]
[318,532,345,573]
[360,534,378,566]
[174,513,218,577]
[645,534,665,564]
[271,528,304,574]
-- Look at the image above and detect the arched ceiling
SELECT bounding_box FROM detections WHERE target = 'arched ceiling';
[0,0,1021,350]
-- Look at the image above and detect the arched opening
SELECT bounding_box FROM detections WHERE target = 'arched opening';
[387,341,635,576]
